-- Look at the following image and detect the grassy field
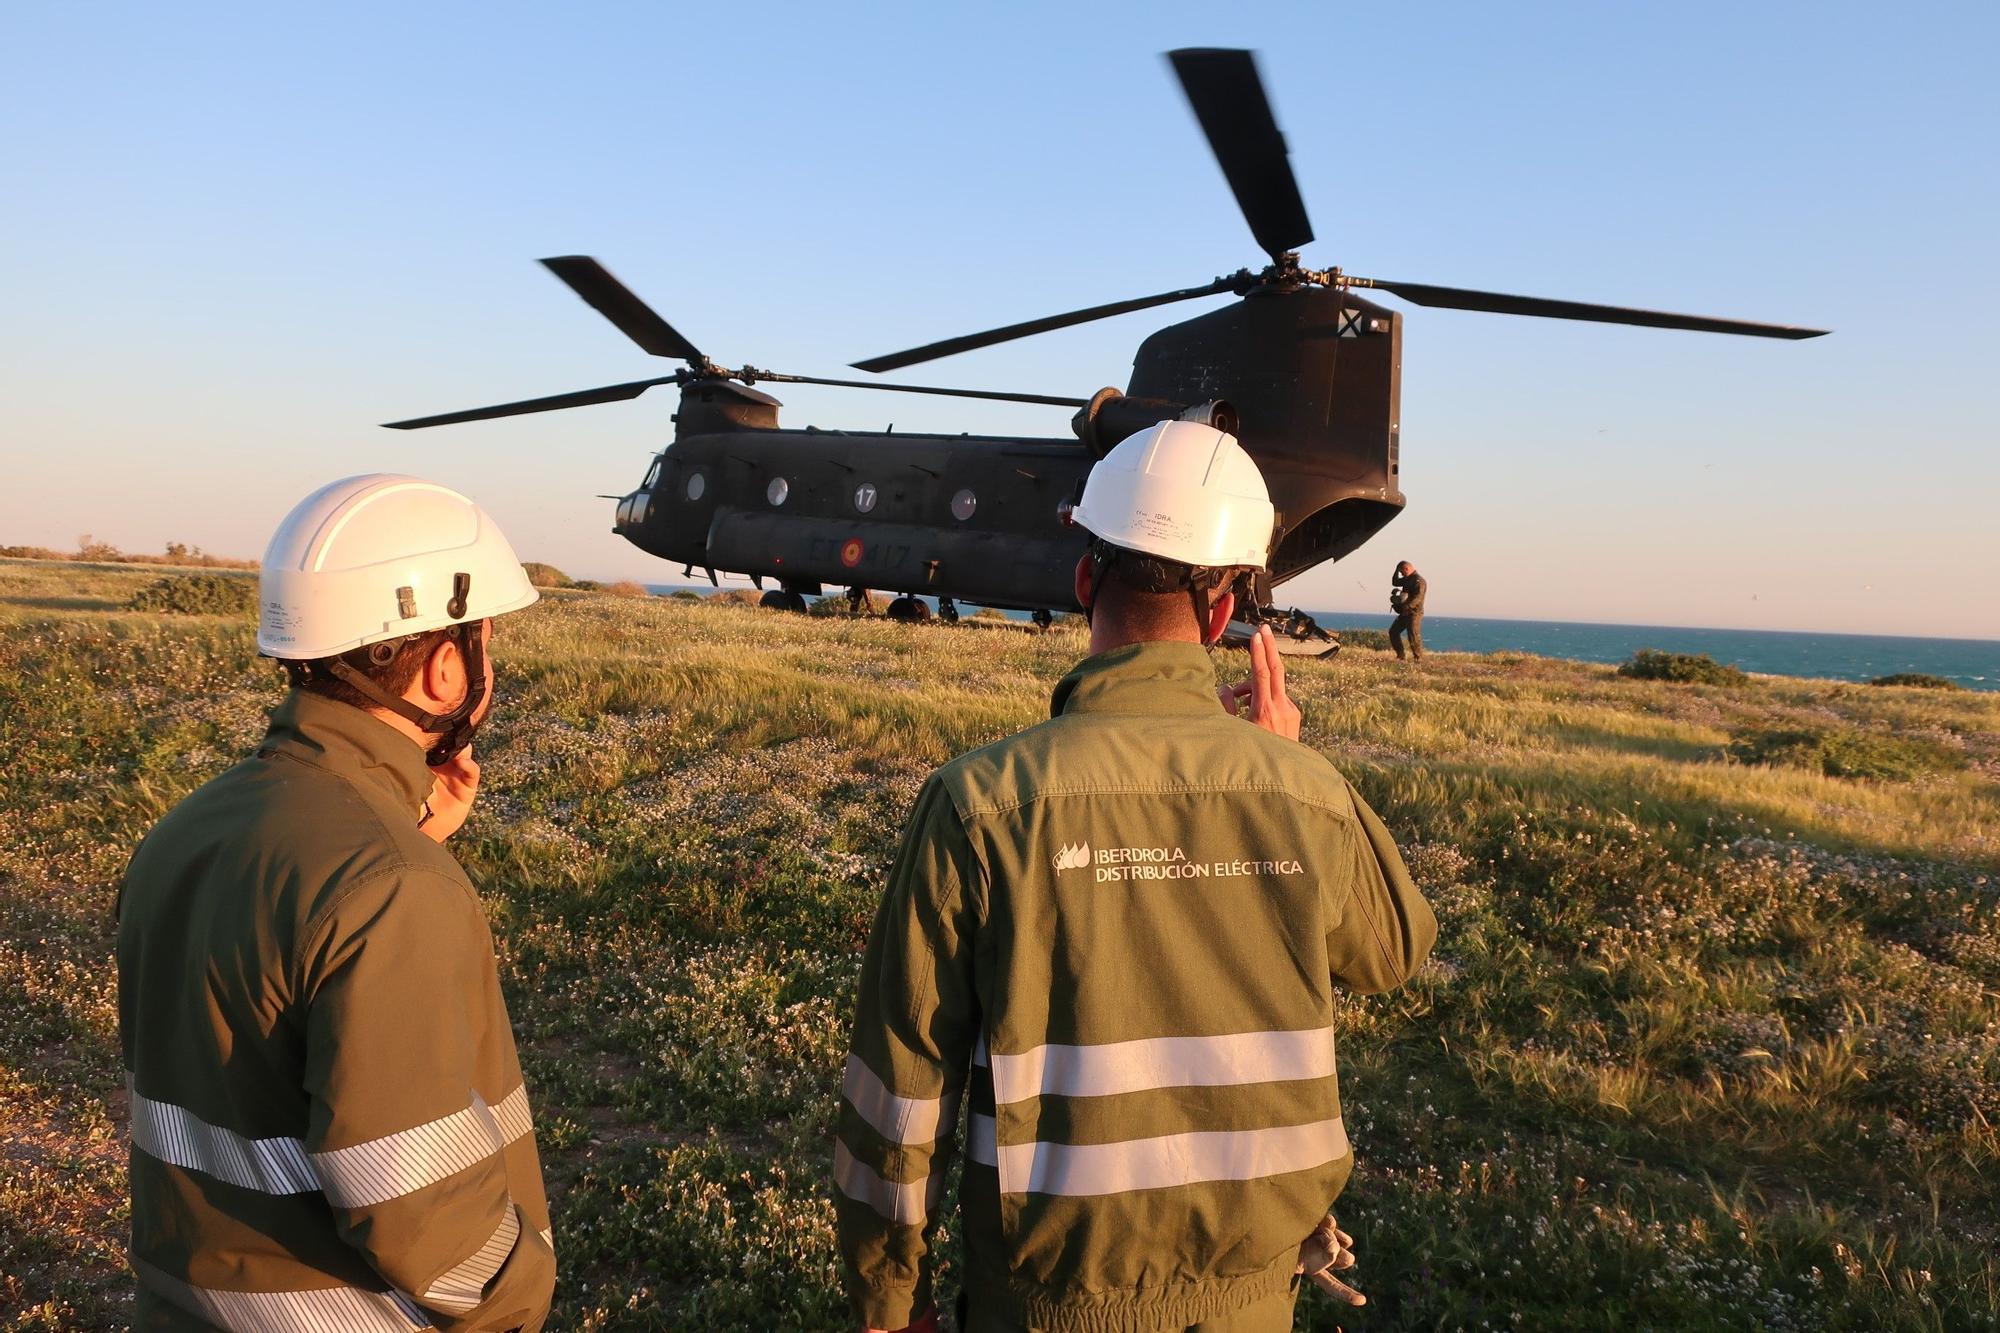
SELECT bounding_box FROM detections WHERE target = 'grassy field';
[1,556,1996,1332]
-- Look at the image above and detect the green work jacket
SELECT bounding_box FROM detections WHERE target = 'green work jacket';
[834,641,1437,1332]
[116,691,555,1331]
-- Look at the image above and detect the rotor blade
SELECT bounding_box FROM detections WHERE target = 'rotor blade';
[1167,48,1313,261]
[851,276,1239,373]
[1353,278,1829,339]
[539,256,705,362]
[753,372,1088,407]
[382,376,679,429]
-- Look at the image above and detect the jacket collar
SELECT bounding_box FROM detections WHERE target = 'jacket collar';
[259,690,434,817]
[1049,640,1220,719]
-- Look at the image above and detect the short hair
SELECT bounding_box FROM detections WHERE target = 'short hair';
[282,629,454,711]
[1089,542,1240,638]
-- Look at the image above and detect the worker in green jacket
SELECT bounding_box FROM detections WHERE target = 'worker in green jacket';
[834,422,1438,1333]
[116,474,556,1331]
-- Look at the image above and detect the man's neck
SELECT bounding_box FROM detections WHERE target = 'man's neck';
[360,703,439,755]
[1089,623,1204,655]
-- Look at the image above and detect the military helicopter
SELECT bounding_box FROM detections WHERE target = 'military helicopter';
[387,49,1825,637]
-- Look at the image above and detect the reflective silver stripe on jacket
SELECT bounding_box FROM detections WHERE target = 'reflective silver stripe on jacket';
[136,1259,432,1332]
[128,1079,533,1206]
[982,1026,1336,1104]
[128,1081,318,1196]
[421,1203,520,1314]
[311,1085,535,1209]
[965,1113,1349,1197]
[842,1055,960,1146]
[832,1139,948,1226]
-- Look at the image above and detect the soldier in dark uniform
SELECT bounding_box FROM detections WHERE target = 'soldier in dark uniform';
[1389,560,1426,661]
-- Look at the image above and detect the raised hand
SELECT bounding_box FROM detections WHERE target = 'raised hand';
[1218,625,1302,740]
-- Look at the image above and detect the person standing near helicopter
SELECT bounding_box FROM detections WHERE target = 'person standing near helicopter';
[116,475,556,1331]
[1389,560,1426,661]
[833,422,1436,1333]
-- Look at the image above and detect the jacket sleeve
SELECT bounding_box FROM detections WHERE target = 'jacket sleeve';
[299,867,557,1332]
[1326,783,1437,995]
[835,775,983,1329]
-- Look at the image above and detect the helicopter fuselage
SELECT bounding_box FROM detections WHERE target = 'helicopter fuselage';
[613,285,1410,612]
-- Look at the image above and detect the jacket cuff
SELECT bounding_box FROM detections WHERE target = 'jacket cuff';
[856,1277,929,1331]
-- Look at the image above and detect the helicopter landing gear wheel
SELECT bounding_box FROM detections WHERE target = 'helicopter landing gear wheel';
[886,596,933,624]
[1032,608,1054,631]
[937,598,960,625]
[760,589,809,613]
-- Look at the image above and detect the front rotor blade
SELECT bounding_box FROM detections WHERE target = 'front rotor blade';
[755,372,1088,408]
[1355,278,1829,339]
[852,276,1239,373]
[539,256,705,362]
[1167,49,1313,262]
[382,376,679,429]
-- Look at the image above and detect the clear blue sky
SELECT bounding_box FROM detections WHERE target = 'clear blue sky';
[3,1,1994,637]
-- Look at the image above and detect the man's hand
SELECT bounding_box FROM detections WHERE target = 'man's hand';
[864,1308,939,1333]
[1295,1213,1364,1306]
[1217,625,1302,740]
[421,745,480,844]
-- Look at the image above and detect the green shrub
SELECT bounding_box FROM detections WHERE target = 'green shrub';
[1728,725,1965,782]
[521,562,573,588]
[1867,672,1962,690]
[1618,649,1748,686]
[128,573,256,616]
[671,590,704,602]
[1336,627,1391,651]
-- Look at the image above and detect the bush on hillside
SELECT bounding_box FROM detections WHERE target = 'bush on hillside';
[971,606,1009,620]
[521,562,573,588]
[670,590,703,601]
[1618,649,1748,686]
[1336,627,1391,651]
[1727,725,1965,782]
[602,580,649,597]
[128,574,257,616]
[1868,672,1962,691]
[1,538,254,569]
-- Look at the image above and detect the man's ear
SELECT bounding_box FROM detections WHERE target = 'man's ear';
[1073,554,1095,612]
[417,632,466,709]
[1203,589,1236,646]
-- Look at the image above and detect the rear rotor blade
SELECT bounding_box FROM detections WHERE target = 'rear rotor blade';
[1168,49,1313,262]
[753,372,1088,408]
[852,276,1240,373]
[383,376,679,429]
[539,256,706,362]
[1354,278,1829,339]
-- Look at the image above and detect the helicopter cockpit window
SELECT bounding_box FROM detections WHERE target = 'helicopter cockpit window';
[853,483,878,514]
[767,477,790,507]
[643,458,663,490]
[685,471,706,502]
[951,488,977,522]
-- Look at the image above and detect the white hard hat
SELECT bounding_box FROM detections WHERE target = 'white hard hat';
[258,474,539,660]
[1070,420,1275,570]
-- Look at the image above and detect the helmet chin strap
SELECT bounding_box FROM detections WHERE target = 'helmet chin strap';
[322,622,490,767]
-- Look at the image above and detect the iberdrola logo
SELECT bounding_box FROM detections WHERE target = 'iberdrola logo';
[1052,842,1091,873]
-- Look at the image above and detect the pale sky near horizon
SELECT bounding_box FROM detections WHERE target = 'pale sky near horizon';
[3,2,1994,638]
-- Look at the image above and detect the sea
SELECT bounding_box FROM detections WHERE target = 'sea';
[1308,613,1997,692]
[647,585,1997,692]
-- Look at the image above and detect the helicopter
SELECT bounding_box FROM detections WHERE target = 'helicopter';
[386,48,1825,640]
